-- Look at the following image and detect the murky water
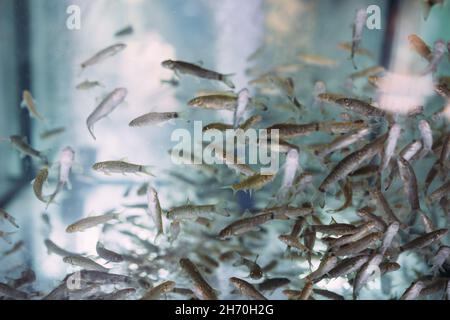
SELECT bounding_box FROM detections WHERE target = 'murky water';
[1,0,450,300]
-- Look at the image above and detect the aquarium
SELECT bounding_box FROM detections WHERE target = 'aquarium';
[0,0,450,301]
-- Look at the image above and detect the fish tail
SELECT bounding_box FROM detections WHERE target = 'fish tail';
[141,165,155,176]
[221,74,236,89]
[87,124,96,140]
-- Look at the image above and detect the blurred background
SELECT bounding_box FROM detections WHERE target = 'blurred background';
[0,0,449,300]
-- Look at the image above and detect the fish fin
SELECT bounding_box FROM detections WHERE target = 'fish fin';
[220,185,237,195]
[215,200,231,217]
[221,74,236,89]
[87,125,97,140]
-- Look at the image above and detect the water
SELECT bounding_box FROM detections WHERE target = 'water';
[0,0,450,300]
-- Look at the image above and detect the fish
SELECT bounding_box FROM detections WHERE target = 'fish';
[81,43,126,69]
[63,255,109,272]
[232,255,263,280]
[334,98,386,117]
[319,133,388,193]
[114,25,134,37]
[229,277,267,300]
[306,253,338,282]
[3,135,48,164]
[188,94,237,111]
[268,76,303,109]
[76,80,103,90]
[0,230,16,244]
[257,278,290,291]
[147,187,164,241]
[329,178,353,212]
[92,160,153,176]
[326,255,370,279]
[370,189,403,226]
[380,222,400,256]
[86,88,128,140]
[167,203,229,220]
[162,60,235,89]
[418,120,433,157]
[312,223,357,236]
[400,229,448,253]
[278,235,310,252]
[429,246,450,275]
[66,212,120,233]
[234,88,250,128]
[32,167,50,203]
[298,54,338,67]
[338,42,374,59]
[400,281,425,300]
[229,174,276,192]
[20,90,45,121]
[0,283,28,300]
[140,281,176,300]
[129,112,180,127]
[96,242,124,263]
[353,253,384,299]
[2,240,24,258]
[0,209,19,229]
[422,39,446,75]
[8,269,36,289]
[314,128,371,158]
[317,92,346,103]
[332,232,383,256]
[39,127,66,140]
[408,34,432,61]
[47,147,75,207]
[349,66,385,80]
[297,280,314,300]
[179,258,217,300]
[44,239,80,257]
[313,289,345,300]
[218,212,287,239]
[350,8,368,69]
[161,77,180,87]
[267,121,368,139]
[380,123,401,171]
[330,221,378,248]
[397,157,420,214]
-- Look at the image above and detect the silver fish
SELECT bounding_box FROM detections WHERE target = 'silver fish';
[81,43,126,69]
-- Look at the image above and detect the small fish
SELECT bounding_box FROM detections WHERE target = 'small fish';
[408,34,432,61]
[278,235,310,252]
[330,179,353,212]
[0,209,19,228]
[315,128,371,158]
[429,246,450,275]
[349,66,385,80]
[418,120,433,157]
[129,112,180,127]
[86,88,128,140]
[161,77,180,87]
[20,90,45,121]
[330,221,378,248]
[298,54,338,67]
[379,221,400,256]
[298,280,314,300]
[233,255,263,280]
[370,189,403,226]
[353,253,384,299]
[218,212,287,239]
[379,262,401,275]
[179,258,217,300]
[188,94,237,111]
[258,278,290,291]
[319,133,387,192]
[162,60,235,89]
[76,80,103,90]
[140,281,176,300]
[167,203,229,220]
[3,135,48,164]
[326,255,370,279]
[202,122,233,132]
[66,212,120,233]
[338,42,374,59]
[400,281,425,300]
[81,43,126,69]
[229,277,267,300]
[317,92,346,103]
[96,242,123,263]
[2,240,24,258]
[380,123,401,171]
[147,187,164,241]
[334,98,386,117]
[44,239,80,257]
[400,229,448,252]
[332,232,383,256]
[47,147,75,207]
[92,160,153,176]
[313,289,345,300]
[350,8,368,69]
[32,167,50,203]
[0,283,28,300]
[0,230,16,244]
[39,127,66,140]
[422,39,446,75]
[114,25,134,37]
[306,253,338,282]
[313,223,357,236]
[397,157,420,213]
[234,88,250,127]
[63,255,109,272]
[230,174,275,192]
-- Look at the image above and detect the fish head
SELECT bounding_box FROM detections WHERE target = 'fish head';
[92,162,104,172]
[187,97,203,107]
[161,60,176,70]
[66,225,77,233]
